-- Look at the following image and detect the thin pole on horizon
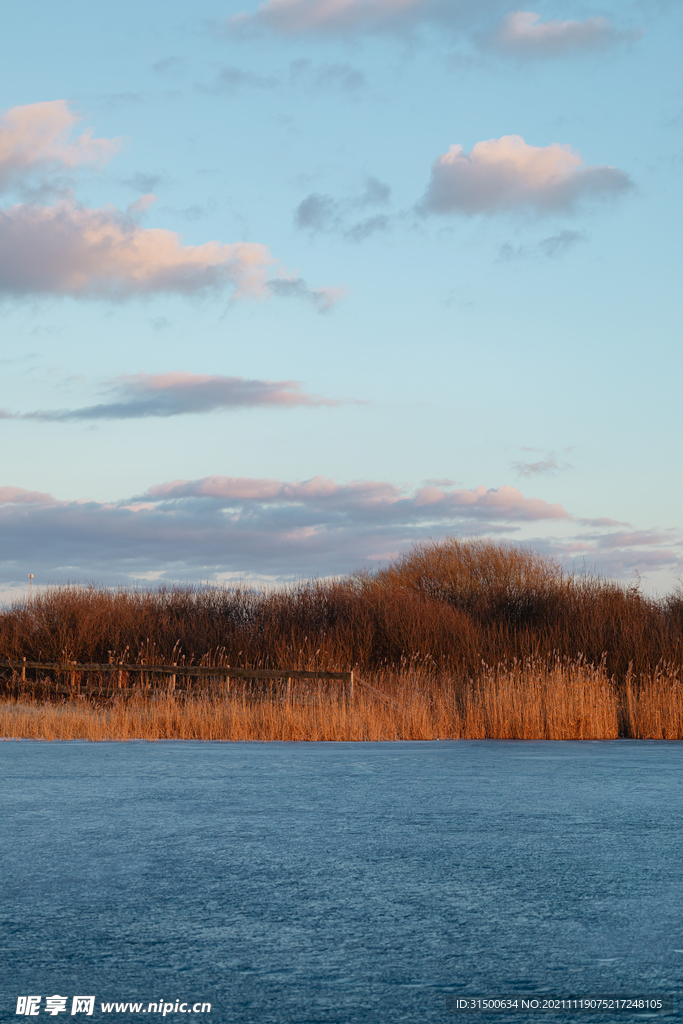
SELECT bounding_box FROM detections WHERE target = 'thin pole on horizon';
[28,574,34,601]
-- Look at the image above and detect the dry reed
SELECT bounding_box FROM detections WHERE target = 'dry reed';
[2,661,682,742]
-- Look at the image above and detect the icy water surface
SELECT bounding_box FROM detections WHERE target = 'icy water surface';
[1,741,682,1022]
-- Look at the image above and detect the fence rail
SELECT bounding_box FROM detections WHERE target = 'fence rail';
[1,660,352,682]
[0,659,356,697]
[0,660,402,705]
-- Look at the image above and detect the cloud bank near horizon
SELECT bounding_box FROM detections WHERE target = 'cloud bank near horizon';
[0,372,342,421]
[0,474,678,588]
[419,135,632,217]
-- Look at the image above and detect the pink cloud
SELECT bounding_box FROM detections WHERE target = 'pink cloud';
[585,529,679,551]
[145,475,398,504]
[4,371,341,420]
[143,475,570,521]
[419,135,632,216]
[0,101,121,192]
[230,0,427,35]
[529,528,683,583]
[0,486,55,505]
[492,11,639,58]
[0,103,338,308]
[228,0,640,57]
[0,201,273,298]
[0,201,338,305]
[436,484,569,520]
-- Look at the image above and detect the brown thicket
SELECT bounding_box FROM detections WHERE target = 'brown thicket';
[1,539,682,740]
[1,538,681,678]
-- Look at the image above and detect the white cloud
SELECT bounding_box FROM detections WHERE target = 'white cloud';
[490,11,641,58]
[419,135,632,216]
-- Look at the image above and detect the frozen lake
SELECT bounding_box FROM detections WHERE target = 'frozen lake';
[2,740,682,1022]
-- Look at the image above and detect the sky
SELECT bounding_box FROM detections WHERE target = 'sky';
[0,0,681,598]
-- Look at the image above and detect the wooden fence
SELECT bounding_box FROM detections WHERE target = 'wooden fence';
[0,659,397,705]
[0,659,352,700]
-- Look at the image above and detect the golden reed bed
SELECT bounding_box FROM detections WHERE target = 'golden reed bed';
[2,661,682,741]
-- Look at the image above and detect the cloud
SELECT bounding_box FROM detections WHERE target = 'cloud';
[0,476,571,583]
[498,229,586,261]
[0,102,337,308]
[512,457,562,476]
[512,447,573,478]
[295,176,392,240]
[489,11,641,58]
[266,276,344,311]
[142,477,569,523]
[0,200,338,305]
[1,372,340,421]
[123,172,165,193]
[0,101,120,193]
[2,476,680,587]
[198,59,366,98]
[288,59,367,95]
[230,0,425,35]
[419,135,632,217]
[0,485,54,504]
[227,0,508,38]
[536,528,683,583]
[152,56,186,76]
[197,66,278,94]
[296,193,336,231]
[345,214,392,242]
[539,229,586,257]
[0,200,271,298]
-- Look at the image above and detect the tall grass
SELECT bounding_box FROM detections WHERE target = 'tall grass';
[2,661,682,740]
[1,539,682,740]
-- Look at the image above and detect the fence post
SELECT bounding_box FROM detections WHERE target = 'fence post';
[118,665,123,689]
[349,670,354,702]
[21,657,26,683]
[170,664,176,694]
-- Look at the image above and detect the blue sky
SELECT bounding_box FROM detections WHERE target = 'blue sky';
[0,0,681,597]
